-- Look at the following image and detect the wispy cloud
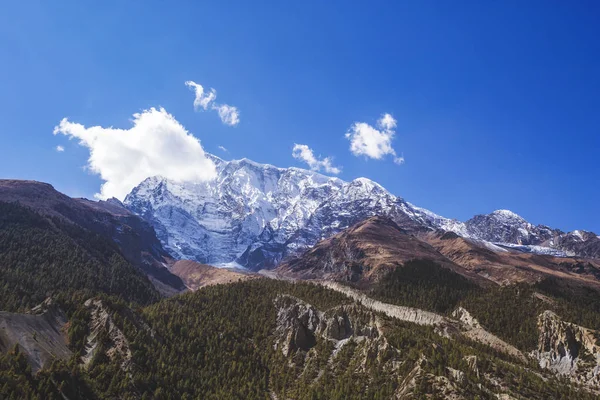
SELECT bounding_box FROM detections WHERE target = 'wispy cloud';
[218,145,229,153]
[214,104,240,126]
[345,113,404,164]
[55,145,65,152]
[292,144,341,174]
[185,81,240,126]
[53,107,216,200]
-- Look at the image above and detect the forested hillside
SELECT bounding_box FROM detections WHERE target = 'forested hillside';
[368,259,600,354]
[1,278,598,399]
[0,201,160,312]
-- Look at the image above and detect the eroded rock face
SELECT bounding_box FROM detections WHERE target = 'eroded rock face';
[532,310,600,386]
[273,295,379,357]
[82,299,132,371]
[452,307,482,329]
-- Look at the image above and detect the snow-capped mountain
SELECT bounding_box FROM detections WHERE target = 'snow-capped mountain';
[124,155,599,269]
[123,155,460,269]
[464,209,558,245]
[463,210,600,259]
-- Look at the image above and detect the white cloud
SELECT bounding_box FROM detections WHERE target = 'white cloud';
[53,107,217,200]
[345,113,403,163]
[55,145,65,152]
[185,81,216,110]
[185,80,240,126]
[214,104,240,126]
[218,145,229,152]
[292,144,341,174]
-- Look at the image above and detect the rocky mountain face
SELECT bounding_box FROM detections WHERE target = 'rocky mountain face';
[123,155,599,270]
[465,209,558,245]
[123,156,448,270]
[464,209,600,258]
[0,179,185,294]
[532,310,600,387]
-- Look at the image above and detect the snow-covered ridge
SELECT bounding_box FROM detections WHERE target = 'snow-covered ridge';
[124,154,451,269]
[124,154,598,268]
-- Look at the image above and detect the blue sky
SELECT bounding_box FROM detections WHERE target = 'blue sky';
[1,1,598,232]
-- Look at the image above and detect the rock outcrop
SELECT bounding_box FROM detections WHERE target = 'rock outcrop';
[532,310,600,386]
[82,299,132,371]
[273,295,380,357]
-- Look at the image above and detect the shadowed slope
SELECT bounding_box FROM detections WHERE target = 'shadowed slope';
[0,179,184,293]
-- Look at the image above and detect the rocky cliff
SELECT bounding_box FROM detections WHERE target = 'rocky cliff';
[532,310,600,386]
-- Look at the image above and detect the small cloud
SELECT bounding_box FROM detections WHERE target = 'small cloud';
[55,145,65,152]
[185,81,216,111]
[218,145,229,153]
[345,113,403,163]
[53,107,217,200]
[292,144,341,174]
[185,80,240,126]
[214,104,240,126]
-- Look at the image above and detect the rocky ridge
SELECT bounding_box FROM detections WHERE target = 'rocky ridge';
[318,281,525,361]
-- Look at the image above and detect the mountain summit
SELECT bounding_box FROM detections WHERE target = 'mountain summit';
[123,155,461,269]
[124,155,600,269]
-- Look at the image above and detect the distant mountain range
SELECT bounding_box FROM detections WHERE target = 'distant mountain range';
[123,154,600,270]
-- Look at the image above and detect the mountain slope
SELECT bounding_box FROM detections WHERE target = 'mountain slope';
[0,299,71,373]
[3,279,599,399]
[420,230,600,287]
[0,201,161,311]
[0,180,185,294]
[276,216,486,284]
[170,259,254,290]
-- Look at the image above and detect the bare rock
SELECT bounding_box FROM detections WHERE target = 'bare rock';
[531,310,600,386]
[82,299,132,371]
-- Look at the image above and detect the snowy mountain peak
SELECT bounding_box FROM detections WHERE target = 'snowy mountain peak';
[123,155,448,269]
[490,209,525,221]
[124,154,600,267]
[466,209,540,245]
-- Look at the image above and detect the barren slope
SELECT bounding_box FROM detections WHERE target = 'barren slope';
[171,260,255,290]
[421,231,600,288]
[277,216,486,284]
